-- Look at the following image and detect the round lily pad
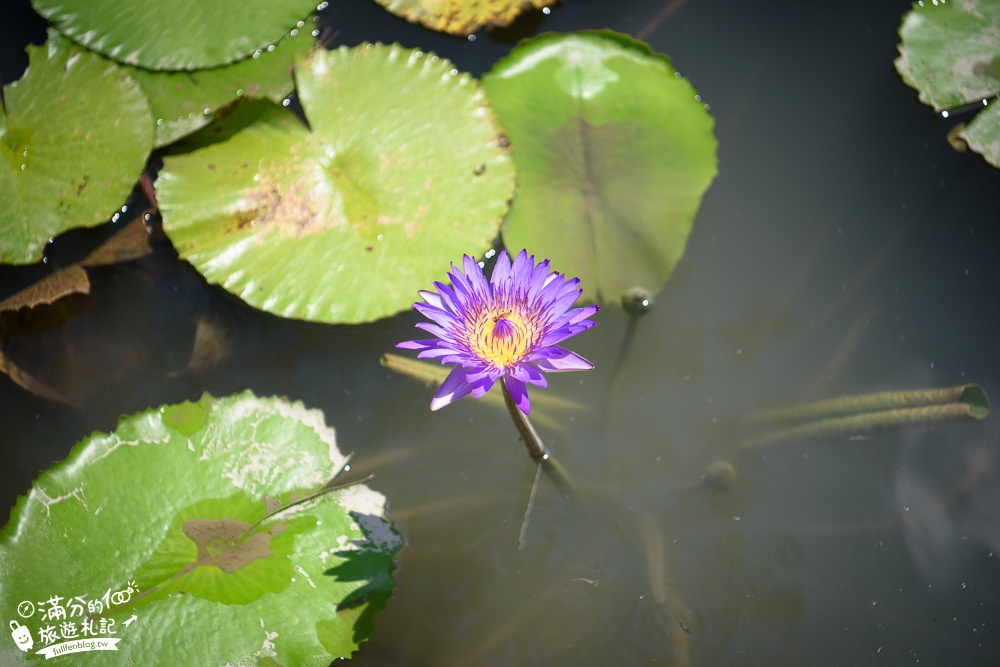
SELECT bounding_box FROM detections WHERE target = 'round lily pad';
[32,0,319,70]
[373,0,556,36]
[482,31,718,305]
[0,391,400,666]
[0,40,152,264]
[895,0,1000,167]
[157,44,515,324]
[895,0,1000,110]
[132,25,316,148]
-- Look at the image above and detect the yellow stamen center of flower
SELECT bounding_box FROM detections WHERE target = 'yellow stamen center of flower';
[467,305,537,369]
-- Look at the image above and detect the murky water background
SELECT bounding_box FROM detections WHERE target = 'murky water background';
[3,0,999,664]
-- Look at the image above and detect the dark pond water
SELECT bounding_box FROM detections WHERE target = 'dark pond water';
[3,0,1000,665]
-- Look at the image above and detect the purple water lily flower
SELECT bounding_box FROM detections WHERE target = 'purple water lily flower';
[397,250,599,414]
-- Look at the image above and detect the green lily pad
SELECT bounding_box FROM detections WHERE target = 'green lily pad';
[32,0,320,70]
[0,391,400,665]
[482,31,718,305]
[895,0,1000,167]
[960,103,1000,166]
[146,24,316,148]
[374,0,556,36]
[157,44,515,324]
[895,0,1000,110]
[0,40,152,264]
[47,25,317,148]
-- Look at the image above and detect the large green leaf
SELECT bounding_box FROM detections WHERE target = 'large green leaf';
[157,44,515,324]
[482,31,718,305]
[0,391,400,665]
[374,0,556,36]
[32,0,319,70]
[895,0,1000,167]
[69,24,316,148]
[0,40,152,264]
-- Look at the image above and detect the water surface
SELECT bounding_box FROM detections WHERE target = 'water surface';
[2,0,999,664]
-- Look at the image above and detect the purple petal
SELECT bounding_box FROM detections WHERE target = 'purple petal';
[414,321,451,340]
[509,363,548,387]
[433,281,464,315]
[462,255,490,297]
[436,352,476,365]
[416,347,462,360]
[413,301,459,328]
[540,320,596,347]
[448,269,473,301]
[538,274,579,305]
[503,375,532,414]
[397,338,453,352]
[490,250,512,288]
[470,376,500,398]
[510,249,533,286]
[568,303,600,324]
[431,366,477,410]
[528,347,593,372]
[543,285,584,318]
[465,365,502,382]
[528,271,555,305]
[545,304,598,333]
[417,289,444,310]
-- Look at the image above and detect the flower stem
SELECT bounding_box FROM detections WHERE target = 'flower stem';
[500,383,578,495]
[501,382,549,462]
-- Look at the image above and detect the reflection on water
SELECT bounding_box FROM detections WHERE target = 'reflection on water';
[3,0,1000,664]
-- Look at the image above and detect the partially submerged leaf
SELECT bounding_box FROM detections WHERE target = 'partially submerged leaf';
[0,265,90,312]
[483,31,718,304]
[32,0,320,70]
[169,310,235,377]
[0,295,92,406]
[0,212,153,313]
[895,0,1000,167]
[0,40,153,264]
[157,44,515,324]
[373,0,556,36]
[0,391,400,665]
[0,212,157,405]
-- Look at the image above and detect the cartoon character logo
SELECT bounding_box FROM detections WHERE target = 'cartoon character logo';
[9,620,32,652]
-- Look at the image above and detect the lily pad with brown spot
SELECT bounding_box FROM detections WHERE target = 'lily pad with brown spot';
[157,44,515,324]
[0,391,400,666]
